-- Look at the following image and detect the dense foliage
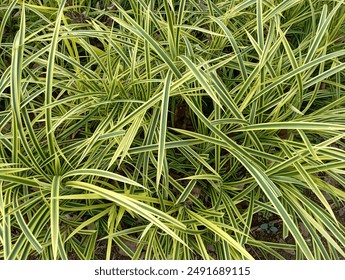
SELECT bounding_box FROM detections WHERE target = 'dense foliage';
[1,0,345,260]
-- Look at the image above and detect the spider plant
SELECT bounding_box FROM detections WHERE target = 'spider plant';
[1,0,345,260]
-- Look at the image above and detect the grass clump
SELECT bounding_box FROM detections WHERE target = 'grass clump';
[1,0,345,260]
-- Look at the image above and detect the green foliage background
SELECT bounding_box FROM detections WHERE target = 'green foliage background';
[1,0,345,260]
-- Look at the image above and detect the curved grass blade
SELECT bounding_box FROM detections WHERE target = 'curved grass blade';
[210,16,247,80]
[233,122,345,132]
[156,71,172,187]
[63,169,145,189]
[65,181,187,245]
[108,6,181,78]
[45,0,67,156]
[187,209,254,260]
[51,176,61,260]
[13,189,43,255]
